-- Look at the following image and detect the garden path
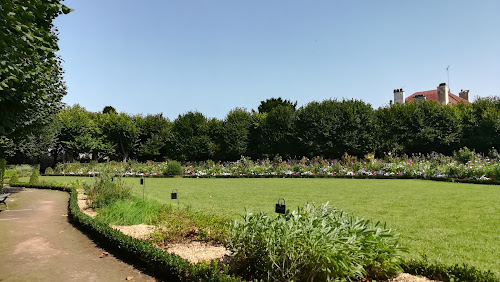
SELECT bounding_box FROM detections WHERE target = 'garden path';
[0,188,155,282]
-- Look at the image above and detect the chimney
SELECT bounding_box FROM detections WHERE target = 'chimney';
[459,89,469,101]
[393,88,405,104]
[437,83,449,105]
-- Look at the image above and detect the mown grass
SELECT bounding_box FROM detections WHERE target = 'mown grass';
[41,176,500,274]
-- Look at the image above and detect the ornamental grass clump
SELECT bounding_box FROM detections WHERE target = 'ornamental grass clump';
[85,172,132,209]
[227,203,405,281]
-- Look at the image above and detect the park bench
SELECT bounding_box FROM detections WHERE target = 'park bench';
[0,193,11,210]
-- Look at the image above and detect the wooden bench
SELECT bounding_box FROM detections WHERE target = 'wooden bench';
[0,193,11,210]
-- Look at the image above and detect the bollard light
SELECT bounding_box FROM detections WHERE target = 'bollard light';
[171,189,178,199]
[275,198,286,214]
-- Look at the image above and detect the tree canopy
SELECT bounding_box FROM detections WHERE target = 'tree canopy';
[257,97,297,114]
[0,0,71,158]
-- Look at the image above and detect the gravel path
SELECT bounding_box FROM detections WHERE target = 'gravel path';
[0,188,155,282]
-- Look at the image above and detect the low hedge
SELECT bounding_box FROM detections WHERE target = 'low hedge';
[9,183,499,281]
[402,258,499,282]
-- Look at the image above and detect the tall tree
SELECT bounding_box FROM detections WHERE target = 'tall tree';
[297,99,377,158]
[168,111,214,161]
[461,97,500,152]
[220,108,252,160]
[260,105,298,158]
[102,105,117,114]
[135,114,171,161]
[55,105,104,161]
[101,112,139,162]
[257,97,297,114]
[0,0,71,158]
[376,101,461,155]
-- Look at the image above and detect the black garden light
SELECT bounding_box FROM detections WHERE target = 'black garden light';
[171,189,179,207]
[275,198,286,214]
[141,177,145,201]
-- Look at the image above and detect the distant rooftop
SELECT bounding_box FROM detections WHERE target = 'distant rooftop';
[405,90,469,104]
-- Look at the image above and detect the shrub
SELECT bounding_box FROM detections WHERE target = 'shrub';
[402,255,499,282]
[488,147,500,159]
[45,167,54,175]
[85,173,132,209]
[9,171,19,184]
[454,147,476,164]
[29,164,40,185]
[227,203,404,281]
[3,169,16,178]
[163,160,183,176]
[15,164,35,177]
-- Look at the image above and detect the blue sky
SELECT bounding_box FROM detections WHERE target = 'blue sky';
[54,0,500,120]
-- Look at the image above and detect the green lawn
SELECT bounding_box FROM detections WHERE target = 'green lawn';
[41,176,500,274]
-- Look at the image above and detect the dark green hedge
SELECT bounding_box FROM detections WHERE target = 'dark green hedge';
[402,259,499,282]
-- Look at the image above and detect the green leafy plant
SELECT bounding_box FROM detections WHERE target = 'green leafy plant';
[85,173,132,209]
[454,147,476,164]
[9,171,19,184]
[15,164,34,177]
[163,160,183,176]
[402,255,499,282]
[488,147,500,159]
[29,164,40,185]
[227,203,405,281]
[45,167,54,175]
[3,169,16,179]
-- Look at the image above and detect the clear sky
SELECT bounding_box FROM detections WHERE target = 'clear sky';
[54,0,500,120]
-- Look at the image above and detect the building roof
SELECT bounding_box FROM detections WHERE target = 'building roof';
[405,90,469,104]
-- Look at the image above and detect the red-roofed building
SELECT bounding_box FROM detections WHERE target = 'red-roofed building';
[393,83,470,105]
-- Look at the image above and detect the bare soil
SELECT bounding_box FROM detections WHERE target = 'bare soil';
[77,190,98,218]
[111,224,156,240]
[165,241,230,264]
[388,273,436,282]
[111,223,229,264]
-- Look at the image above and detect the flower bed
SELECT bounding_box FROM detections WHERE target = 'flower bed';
[45,151,500,185]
